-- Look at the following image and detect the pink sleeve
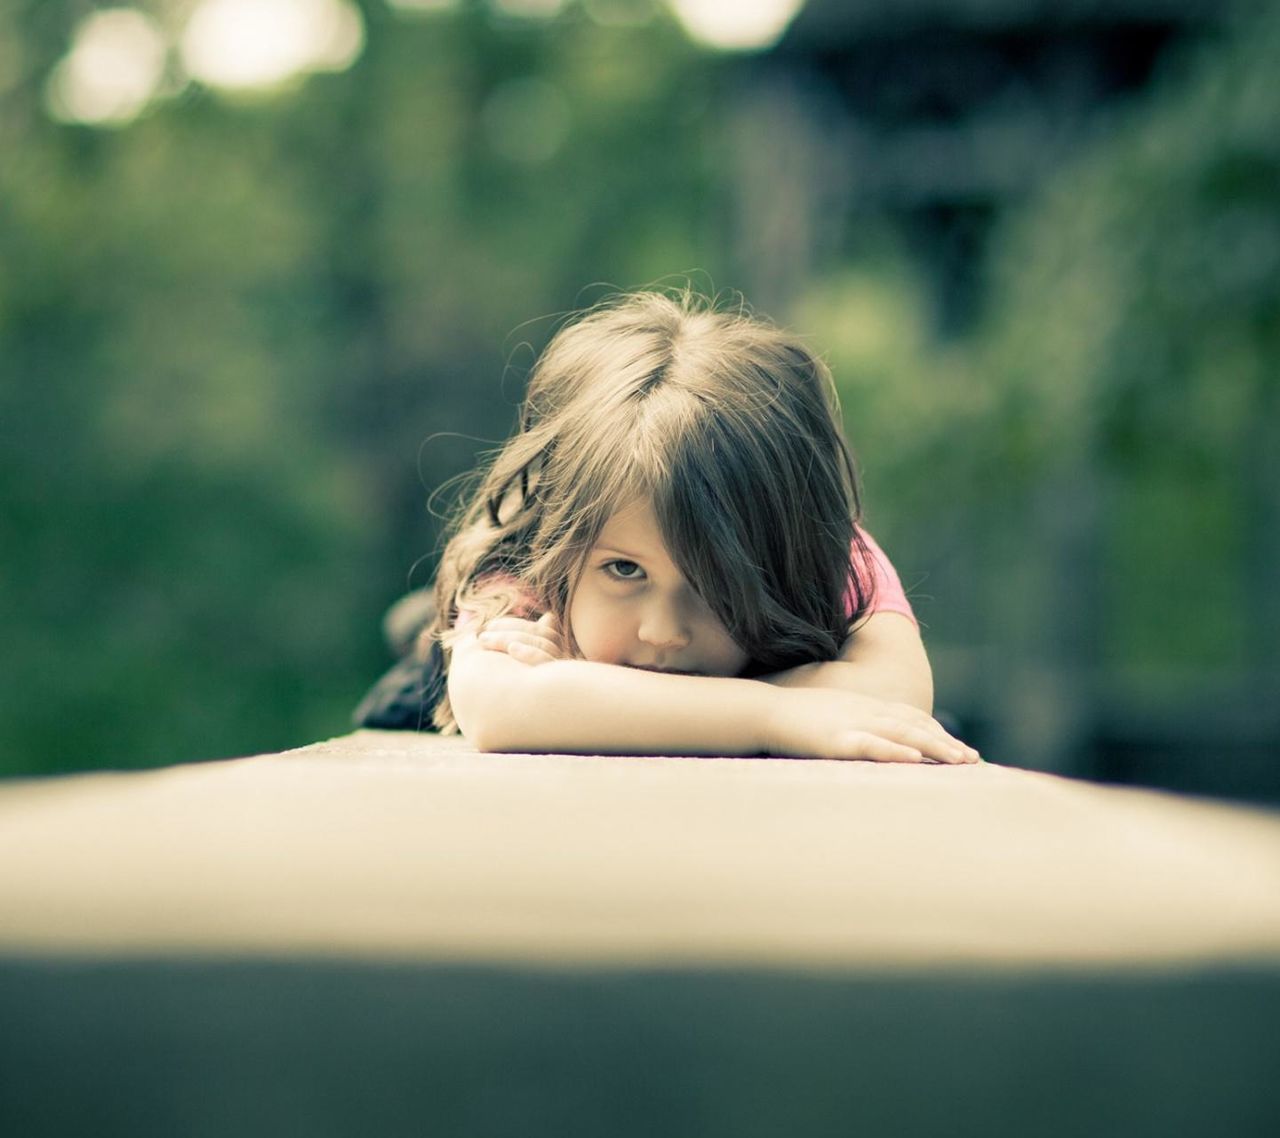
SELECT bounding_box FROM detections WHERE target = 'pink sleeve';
[453,573,541,631]
[849,528,917,626]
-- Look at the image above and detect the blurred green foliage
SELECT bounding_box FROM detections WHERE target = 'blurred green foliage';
[1,1,1277,778]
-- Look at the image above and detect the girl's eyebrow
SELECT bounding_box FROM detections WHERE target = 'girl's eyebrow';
[594,544,647,560]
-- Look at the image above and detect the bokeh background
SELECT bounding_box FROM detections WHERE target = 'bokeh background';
[2,0,1277,802]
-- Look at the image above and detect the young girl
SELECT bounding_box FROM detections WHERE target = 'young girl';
[357,289,977,765]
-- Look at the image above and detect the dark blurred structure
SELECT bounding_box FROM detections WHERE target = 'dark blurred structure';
[734,0,1234,327]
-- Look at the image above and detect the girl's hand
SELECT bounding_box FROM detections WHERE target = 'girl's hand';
[476,612,567,666]
[765,687,979,765]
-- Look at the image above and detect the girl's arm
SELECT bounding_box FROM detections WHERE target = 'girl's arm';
[447,626,972,763]
[761,613,934,712]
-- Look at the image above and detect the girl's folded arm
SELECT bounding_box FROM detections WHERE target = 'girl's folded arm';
[760,612,935,713]
[448,632,770,756]
[446,633,967,763]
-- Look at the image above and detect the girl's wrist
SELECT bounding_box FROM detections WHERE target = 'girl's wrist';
[753,683,788,756]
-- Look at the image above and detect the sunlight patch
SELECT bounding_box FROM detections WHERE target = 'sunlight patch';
[179,0,364,92]
[668,0,805,52]
[46,8,168,126]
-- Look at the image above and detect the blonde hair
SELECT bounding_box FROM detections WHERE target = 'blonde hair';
[428,289,875,731]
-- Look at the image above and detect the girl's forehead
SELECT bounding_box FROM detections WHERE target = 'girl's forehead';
[595,496,670,556]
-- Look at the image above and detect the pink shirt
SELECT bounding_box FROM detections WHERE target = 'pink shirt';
[855,529,917,625]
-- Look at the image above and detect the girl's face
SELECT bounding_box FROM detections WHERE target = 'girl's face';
[568,497,750,677]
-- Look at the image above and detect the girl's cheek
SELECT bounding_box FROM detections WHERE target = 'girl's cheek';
[570,611,629,665]
[701,620,750,676]
[577,628,627,665]
[565,604,598,663]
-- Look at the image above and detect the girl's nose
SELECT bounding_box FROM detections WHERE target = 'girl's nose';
[637,602,690,649]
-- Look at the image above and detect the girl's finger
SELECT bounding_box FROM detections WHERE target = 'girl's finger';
[478,629,555,649]
[872,719,972,764]
[876,712,978,763]
[838,732,924,764]
[855,716,957,762]
[506,640,558,666]
[851,699,977,759]
[928,731,980,763]
[483,617,545,633]
[478,629,560,659]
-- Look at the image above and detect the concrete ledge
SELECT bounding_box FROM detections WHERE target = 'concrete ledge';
[2,730,1280,969]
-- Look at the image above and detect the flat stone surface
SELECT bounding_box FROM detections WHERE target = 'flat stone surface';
[3,731,1279,970]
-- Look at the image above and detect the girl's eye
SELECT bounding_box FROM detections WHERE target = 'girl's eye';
[604,559,644,581]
